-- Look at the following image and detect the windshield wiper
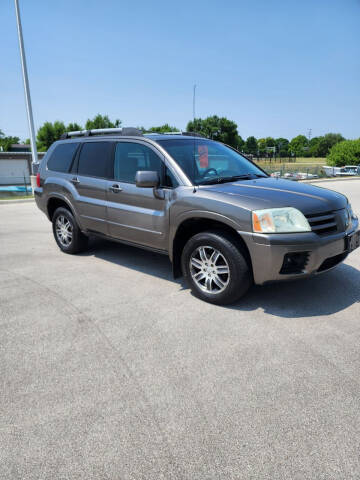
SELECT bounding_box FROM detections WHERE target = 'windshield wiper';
[199,174,255,185]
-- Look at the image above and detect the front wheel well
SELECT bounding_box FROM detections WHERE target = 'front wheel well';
[172,218,252,278]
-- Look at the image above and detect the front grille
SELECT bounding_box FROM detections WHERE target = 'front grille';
[305,211,338,236]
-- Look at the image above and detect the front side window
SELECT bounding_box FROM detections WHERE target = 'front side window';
[47,142,79,173]
[78,142,113,178]
[114,142,163,184]
[156,139,267,185]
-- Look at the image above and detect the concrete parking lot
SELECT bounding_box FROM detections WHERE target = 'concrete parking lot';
[1,179,360,479]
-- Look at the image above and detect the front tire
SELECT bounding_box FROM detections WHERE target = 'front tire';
[181,230,252,305]
[52,207,88,254]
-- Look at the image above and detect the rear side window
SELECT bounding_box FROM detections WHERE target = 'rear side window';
[78,142,113,178]
[47,143,79,173]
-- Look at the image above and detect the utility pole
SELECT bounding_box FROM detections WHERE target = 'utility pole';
[308,128,312,142]
[193,84,196,122]
[14,0,38,174]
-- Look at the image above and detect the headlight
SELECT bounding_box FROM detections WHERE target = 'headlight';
[252,207,311,233]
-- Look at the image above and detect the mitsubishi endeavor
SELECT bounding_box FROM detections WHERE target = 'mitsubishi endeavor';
[34,128,360,304]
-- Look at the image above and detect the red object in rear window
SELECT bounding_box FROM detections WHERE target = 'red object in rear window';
[36,172,40,187]
[198,145,209,168]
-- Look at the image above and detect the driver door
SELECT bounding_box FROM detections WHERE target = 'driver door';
[106,141,170,251]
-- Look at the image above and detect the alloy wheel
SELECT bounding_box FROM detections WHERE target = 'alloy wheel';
[55,215,73,247]
[189,245,230,294]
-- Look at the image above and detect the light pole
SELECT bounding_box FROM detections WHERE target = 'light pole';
[14,0,38,174]
[193,84,196,121]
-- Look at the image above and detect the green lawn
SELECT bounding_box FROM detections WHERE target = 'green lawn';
[255,157,325,166]
[253,158,327,177]
[292,157,325,164]
[254,157,326,174]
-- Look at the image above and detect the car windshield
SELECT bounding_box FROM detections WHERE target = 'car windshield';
[156,138,267,185]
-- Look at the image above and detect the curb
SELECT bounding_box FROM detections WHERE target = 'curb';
[0,198,35,205]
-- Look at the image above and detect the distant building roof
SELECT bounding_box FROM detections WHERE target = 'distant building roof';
[9,144,31,152]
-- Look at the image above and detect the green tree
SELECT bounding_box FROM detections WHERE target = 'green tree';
[265,137,275,147]
[85,114,121,130]
[316,133,345,157]
[244,136,258,155]
[0,135,20,151]
[53,121,66,140]
[237,135,245,151]
[37,121,66,151]
[67,122,82,132]
[257,138,267,155]
[289,135,308,157]
[327,139,360,166]
[275,138,289,157]
[308,136,321,157]
[264,137,276,157]
[186,115,241,148]
[144,124,180,133]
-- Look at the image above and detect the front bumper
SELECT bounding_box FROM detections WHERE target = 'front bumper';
[240,218,359,285]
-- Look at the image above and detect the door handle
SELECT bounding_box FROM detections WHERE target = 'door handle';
[110,184,123,193]
[71,177,80,185]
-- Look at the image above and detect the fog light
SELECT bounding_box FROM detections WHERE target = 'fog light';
[280,252,310,275]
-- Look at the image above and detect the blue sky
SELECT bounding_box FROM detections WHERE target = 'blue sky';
[1,0,359,141]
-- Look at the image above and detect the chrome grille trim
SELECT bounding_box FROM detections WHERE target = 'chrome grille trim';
[311,221,337,231]
[306,213,335,223]
[305,211,338,235]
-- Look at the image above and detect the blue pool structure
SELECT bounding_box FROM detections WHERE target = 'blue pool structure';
[0,185,30,192]
[0,185,32,197]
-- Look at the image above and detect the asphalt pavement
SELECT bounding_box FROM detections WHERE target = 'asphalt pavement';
[1,179,360,479]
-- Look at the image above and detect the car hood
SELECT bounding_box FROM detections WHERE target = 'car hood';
[199,178,348,214]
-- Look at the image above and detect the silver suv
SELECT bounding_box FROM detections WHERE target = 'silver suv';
[35,128,360,304]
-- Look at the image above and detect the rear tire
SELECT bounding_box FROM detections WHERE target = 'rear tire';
[181,230,252,305]
[52,207,88,254]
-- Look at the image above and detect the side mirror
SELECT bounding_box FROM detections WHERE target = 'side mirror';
[135,170,160,188]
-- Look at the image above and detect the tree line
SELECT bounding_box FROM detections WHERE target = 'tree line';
[187,117,348,159]
[1,114,359,166]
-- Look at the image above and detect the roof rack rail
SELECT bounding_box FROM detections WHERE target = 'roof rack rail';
[182,131,206,138]
[60,127,143,140]
[159,131,206,138]
[161,131,183,135]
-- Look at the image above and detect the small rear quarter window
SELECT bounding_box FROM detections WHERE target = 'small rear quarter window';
[47,143,79,173]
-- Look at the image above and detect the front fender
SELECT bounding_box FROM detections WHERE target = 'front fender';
[168,209,243,261]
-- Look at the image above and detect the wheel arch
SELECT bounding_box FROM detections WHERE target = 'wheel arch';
[171,215,252,278]
[47,195,77,222]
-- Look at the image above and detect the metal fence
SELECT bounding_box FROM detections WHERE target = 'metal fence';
[253,156,298,163]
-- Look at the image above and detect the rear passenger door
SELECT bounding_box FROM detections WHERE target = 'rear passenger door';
[72,141,114,235]
[106,141,171,251]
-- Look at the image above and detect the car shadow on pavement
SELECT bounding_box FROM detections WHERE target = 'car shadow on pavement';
[81,237,183,283]
[82,238,360,318]
[230,263,360,318]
